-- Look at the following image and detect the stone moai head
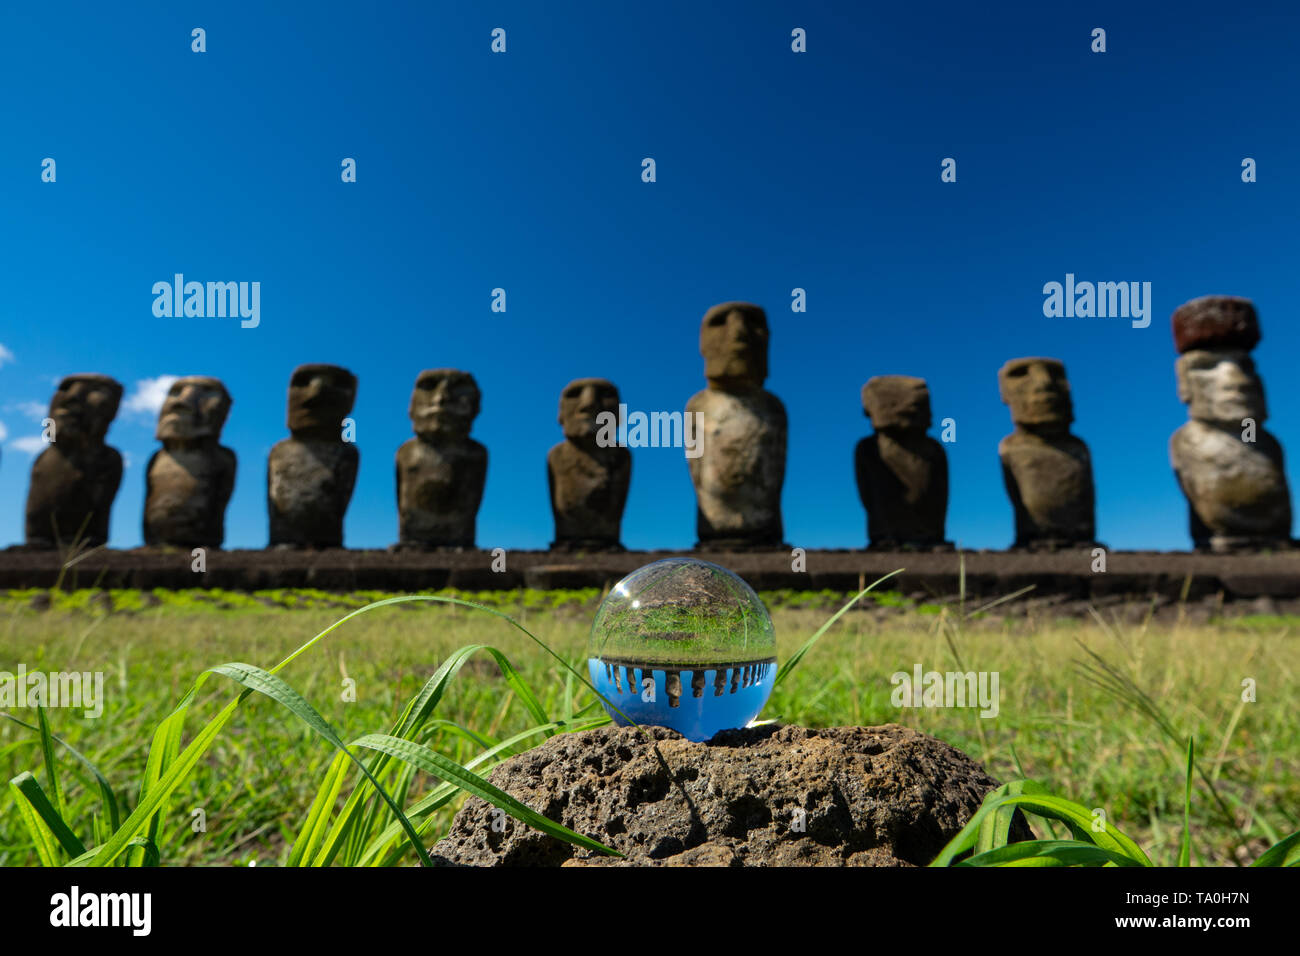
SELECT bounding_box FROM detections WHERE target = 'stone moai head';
[409,369,480,441]
[155,376,231,443]
[862,376,931,434]
[701,302,769,390]
[559,377,619,443]
[999,358,1073,434]
[1173,297,1266,424]
[48,374,123,446]
[287,364,356,440]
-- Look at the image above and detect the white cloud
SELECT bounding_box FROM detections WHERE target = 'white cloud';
[10,436,47,455]
[123,375,179,418]
[0,343,14,368]
[5,400,47,421]
[0,420,7,442]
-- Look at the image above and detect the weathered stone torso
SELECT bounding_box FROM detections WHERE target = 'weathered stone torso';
[396,436,486,547]
[855,433,948,546]
[144,446,236,547]
[999,431,1095,547]
[548,442,629,548]
[268,438,358,547]
[686,388,786,547]
[25,444,122,548]
[1171,421,1292,548]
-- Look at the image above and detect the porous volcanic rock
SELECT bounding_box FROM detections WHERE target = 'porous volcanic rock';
[1171,295,1260,354]
[428,723,1024,867]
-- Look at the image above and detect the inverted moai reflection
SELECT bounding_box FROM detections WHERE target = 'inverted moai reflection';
[687,302,787,549]
[144,376,236,547]
[855,376,950,549]
[998,357,1096,549]
[601,661,776,707]
[548,378,629,550]
[25,374,124,549]
[268,364,358,548]
[1170,296,1292,551]
[396,369,486,549]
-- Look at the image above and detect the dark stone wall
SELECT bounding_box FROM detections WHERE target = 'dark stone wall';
[2,547,1297,600]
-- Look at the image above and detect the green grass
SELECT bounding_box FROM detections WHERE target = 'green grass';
[1,587,1297,866]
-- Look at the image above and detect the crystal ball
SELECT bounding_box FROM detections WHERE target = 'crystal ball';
[587,558,777,741]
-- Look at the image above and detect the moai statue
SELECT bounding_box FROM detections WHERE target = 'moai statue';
[686,302,787,549]
[24,374,124,549]
[547,378,630,550]
[395,369,487,549]
[267,364,358,548]
[144,377,236,548]
[855,376,950,549]
[1170,295,1292,551]
[998,357,1096,549]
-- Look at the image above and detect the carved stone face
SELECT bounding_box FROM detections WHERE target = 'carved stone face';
[1177,349,1267,423]
[999,358,1073,431]
[559,378,619,441]
[48,374,123,445]
[701,303,768,389]
[410,369,480,440]
[287,364,356,438]
[156,376,231,441]
[862,376,931,432]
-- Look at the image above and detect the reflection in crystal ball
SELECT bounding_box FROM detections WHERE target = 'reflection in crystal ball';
[587,558,777,741]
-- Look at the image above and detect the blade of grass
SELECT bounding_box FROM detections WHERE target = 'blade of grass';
[310,642,518,867]
[205,662,429,867]
[351,733,620,858]
[132,705,184,866]
[1178,737,1194,867]
[775,570,904,687]
[1074,639,1241,842]
[931,782,1015,866]
[982,794,1151,865]
[1,712,121,832]
[959,840,1139,867]
[286,749,351,868]
[88,688,239,867]
[1252,831,1300,867]
[976,780,1049,853]
[932,784,1151,867]
[9,771,86,859]
[34,706,66,823]
[356,713,612,867]
[78,594,645,868]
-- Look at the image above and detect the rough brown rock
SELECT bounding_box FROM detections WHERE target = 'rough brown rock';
[429,723,1024,867]
[687,303,787,549]
[396,369,486,549]
[997,357,1096,549]
[144,376,236,547]
[1172,295,1260,354]
[855,376,949,548]
[548,378,629,550]
[24,374,124,549]
[268,364,358,548]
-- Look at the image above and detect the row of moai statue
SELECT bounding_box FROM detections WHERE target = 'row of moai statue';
[15,296,1294,553]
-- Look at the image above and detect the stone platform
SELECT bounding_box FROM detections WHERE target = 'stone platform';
[1,546,1298,602]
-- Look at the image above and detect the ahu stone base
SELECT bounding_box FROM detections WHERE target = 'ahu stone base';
[1,547,1298,604]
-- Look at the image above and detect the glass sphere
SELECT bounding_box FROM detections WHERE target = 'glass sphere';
[587,558,777,741]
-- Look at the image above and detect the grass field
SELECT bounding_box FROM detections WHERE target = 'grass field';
[1,587,1297,866]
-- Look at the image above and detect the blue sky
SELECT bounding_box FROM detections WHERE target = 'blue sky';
[2,1,1297,552]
